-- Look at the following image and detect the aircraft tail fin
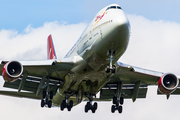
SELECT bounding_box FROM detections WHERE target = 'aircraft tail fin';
[47,34,57,59]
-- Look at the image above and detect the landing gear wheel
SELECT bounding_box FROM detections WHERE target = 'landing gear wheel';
[47,100,52,108]
[91,108,96,113]
[118,106,122,113]
[85,101,98,113]
[41,100,45,107]
[60,100,66,111]
[111,105,115,113]
[84,93,98,113]
[113,96,117,104]
[93,102,98,110]
[87,102,91,109]
[69,100,73,108]
[49,91,53,99]
[41,91,53,108]
[42,91,46,99]
[60,106,64,111]
[112,65,116,73]
[105,65,110,73]
[120,97,124,105]
[67,105,72,111]
[85,105,88,113]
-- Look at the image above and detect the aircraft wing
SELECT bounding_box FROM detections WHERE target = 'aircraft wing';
[0,58,74,99]
[99,62,180,101]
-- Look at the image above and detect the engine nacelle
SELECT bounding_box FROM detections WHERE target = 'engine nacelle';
[2,61,23,82]
[158,73,179,95]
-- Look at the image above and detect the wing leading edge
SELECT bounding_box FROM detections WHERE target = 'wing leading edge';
[0,34,77,99]
[99,62,180,102]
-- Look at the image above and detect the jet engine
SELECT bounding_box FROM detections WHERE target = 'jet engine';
[2,61,23,82]
[158,73,179,95]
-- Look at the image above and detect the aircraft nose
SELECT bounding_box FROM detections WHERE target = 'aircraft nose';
[113,11,130,32]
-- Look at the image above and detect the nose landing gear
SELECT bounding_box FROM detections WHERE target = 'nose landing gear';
[105,65,116,73]
[105,50,116,73]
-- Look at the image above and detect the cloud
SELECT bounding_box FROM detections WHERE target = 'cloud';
[121,14,180,74]
[0,14,180,120]
[0,21,87,60]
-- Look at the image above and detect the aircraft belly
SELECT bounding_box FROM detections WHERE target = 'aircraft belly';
[65,71,107,93]
[52,91,81,107]
[52,70,108,106]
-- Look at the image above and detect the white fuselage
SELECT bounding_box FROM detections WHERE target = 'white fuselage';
[53,4,130,106]
[65,4,130,61]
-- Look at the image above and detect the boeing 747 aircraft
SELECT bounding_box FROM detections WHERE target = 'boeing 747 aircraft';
[0,4,179,114]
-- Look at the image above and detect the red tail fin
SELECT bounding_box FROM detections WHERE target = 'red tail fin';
[47,34,57,59]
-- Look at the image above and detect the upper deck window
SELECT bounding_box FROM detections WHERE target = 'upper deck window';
[106,6,122,11]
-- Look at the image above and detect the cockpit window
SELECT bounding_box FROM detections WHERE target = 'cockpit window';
[109,6,116,9]
[106,6,122,11]
[117,6,122,9]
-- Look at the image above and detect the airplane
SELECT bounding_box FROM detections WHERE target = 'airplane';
[0,3,179,114]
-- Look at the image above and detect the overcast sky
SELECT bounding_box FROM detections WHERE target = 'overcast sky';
[0,0,180,120]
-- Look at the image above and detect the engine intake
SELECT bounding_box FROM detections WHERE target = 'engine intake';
[2,61,23,82]
[158,73,179,95]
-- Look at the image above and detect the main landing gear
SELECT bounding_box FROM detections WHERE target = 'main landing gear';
[107,82,124,113]
[41,91,53,108]
[84,93,98,113]
[40,77,54,108]
[60,93,74,111]
[105,50,116,73]
[61,99,73,111]
[111,96,124,113]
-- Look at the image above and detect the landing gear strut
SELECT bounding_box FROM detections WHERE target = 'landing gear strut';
[84,93,98,113]
[105,50,116,73]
